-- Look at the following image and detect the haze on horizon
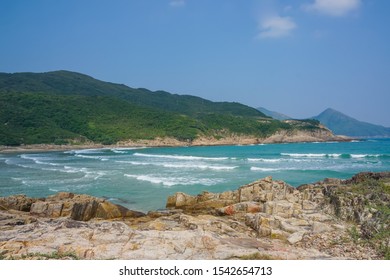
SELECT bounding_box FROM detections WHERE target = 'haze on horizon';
[1,0,389,127]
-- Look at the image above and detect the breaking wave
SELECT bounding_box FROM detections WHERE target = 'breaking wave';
[117,160,237,170]
[250,167,296,172]
[124,174,224,187]
[133,153,229,161]
[281,153,389,159]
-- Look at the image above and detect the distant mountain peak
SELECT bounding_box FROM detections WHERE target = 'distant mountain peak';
[320,108,347,116]
[322,107,338,113]
[314,108,390,138]
[257,107,291,120]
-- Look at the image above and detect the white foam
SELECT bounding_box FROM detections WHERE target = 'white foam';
[83,171,106,180]
[11,177,24,182]
[20,154,36,160]
[248,158,282,163]
[61,166,106,180]
[116,160,151,166]
[350,154,368,158]
[47,183,90,191]
[64,166,83,173]
[75,154,99,159]
[75,154,109,161]
[20,154,44,162]
[35,160,61,166]
[327,154,342,157]
[250,167,296,171]
[34,165,106,180]
[17,179,51,186]
[6,160,34,169]
[250,167,280,171]
[111,148,142,154]
[281,153,327,158]
[159,162,237,170]
[111,149,126,154]
[72,149,104,154]
[117,160,237,170]
[20,154,63,166]
[133,152,228,161]
[281,153,387,159]
[124,174,223,187]
[9,157,69,172]
[124,174,174,186]
[351,154,389,158]
[248,158,313,163]
[20,180,30,186]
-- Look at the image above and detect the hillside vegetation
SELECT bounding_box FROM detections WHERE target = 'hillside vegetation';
[0,70,327,146]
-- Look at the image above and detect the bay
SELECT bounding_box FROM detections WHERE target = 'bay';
[1,138,390,212]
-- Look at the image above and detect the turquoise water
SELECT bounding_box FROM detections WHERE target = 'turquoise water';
[1,139,390,212]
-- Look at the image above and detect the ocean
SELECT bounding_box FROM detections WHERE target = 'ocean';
[1,138,390,212]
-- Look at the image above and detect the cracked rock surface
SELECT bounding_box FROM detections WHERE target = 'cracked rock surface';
[1,172,388,259]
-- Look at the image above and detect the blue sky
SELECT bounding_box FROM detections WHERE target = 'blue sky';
[1,0,390,126]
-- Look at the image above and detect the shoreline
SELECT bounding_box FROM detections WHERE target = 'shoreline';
[0,134,352,154]
[1,172,388,260]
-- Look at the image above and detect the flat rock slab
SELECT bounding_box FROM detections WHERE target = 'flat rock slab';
[288,231,306,245]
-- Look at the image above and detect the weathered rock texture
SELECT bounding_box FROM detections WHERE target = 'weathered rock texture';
[0,192,144,221]
[166,176,334,242]
[0,172,388,260]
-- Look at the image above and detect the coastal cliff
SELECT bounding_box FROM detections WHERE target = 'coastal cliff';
[1,172,388,260]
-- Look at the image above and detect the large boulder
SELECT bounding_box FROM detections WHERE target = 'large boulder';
[3,192,145,221]
[166,191,236,211]
[166,192,197,209]
[0,195,37,212]
[166,176,296,213]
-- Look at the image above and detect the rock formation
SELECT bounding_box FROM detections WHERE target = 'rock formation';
[0,192,144,221]
[0,172,389,260]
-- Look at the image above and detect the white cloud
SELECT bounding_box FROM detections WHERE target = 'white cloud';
[169,0,185,7]
[304,0,361,17]
[257,16,297,39]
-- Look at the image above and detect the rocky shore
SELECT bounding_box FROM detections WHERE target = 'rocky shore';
[1,172,388,260]
[0,128,350,153]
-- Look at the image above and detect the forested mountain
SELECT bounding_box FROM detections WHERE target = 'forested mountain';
[0,70,330,146]
[0,71,264,118]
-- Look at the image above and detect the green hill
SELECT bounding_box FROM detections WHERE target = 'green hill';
[0,70,328,146]
[0,70,264,118]
[313,108,390,138]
